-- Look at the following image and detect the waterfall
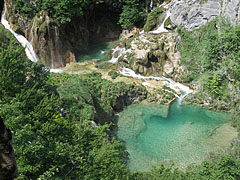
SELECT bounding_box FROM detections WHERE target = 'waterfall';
[150,10,171,34]
[1,3,38,62]
[119,68,193,103]
[46,15,56,69]
[108,46,131,63]
[54,26,64,67]
[29,19,35,45]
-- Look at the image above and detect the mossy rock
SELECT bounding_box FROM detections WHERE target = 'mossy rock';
[164,17,173,30]
[153,50,167,60]
[158,42,165,50]
[39,22,47,34]
[144,7,163,32]
[0,24,14,44]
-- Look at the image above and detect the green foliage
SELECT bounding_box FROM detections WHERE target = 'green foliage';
[204,73,223,98]
[0,31,147,179]
[178,19,240,111]
[0,38,28,101]
[108,70,119,79]
[118,0,145,29]
[144,7,163,32]
[13,0,104,24]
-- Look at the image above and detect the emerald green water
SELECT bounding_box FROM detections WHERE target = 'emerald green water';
[116,101,232,172]
[77,41,114,62]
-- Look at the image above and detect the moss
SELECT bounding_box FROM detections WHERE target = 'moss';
[144,7,163,32]
[39,22,47,33]
[126,37,134,49]
[164,17,172,29]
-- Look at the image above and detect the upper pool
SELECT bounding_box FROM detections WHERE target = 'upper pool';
[116,101,238,172]
[77,41,114,62]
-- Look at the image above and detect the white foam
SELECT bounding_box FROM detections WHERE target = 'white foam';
[150,10,171,34]
[119,68,193,102]
[1,4,38,62]
[108,46,131,63]
[50,69,64,73]
[142,82,150,86]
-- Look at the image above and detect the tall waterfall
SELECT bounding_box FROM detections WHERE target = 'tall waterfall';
[1,4,38,62]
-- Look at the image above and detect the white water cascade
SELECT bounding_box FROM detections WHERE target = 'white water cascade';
[1,4,38,62]
[150,10,172,34]
[108,46,131,63]
[119,68,193,104]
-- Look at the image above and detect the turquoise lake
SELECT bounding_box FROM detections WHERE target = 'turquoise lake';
[77,41,114,62]
[116,101,237,172]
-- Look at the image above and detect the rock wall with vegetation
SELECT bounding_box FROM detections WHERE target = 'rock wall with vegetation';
[118,32,181,77]
[4,0,122,68]
[178,19,240,129]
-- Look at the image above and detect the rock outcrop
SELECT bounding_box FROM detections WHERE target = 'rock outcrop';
[170,0,240,30]
[0,117,18,180]
[115,30,181,78]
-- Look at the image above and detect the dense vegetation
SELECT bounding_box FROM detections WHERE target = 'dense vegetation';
[178,19,240,130]
[12,0,165,27]
[13,0,104,23]
[0,25,146,179]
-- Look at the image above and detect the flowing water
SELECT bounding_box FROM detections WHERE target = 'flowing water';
[1,4,38,62]
[77,41,114,62]
[150,10,171,34]
[116,101,237,172]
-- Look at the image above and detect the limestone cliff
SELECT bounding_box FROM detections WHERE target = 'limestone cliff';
[114,30,181,78]
[0,117,18,180]
[3,0,121,68]
[170,0,240,30]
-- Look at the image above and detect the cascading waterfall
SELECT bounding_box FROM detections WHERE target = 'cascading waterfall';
[1,3,38,62]
[46,15,56,69]
[108,46,131,63]
[150,10,172,34]
[119,68,193,104]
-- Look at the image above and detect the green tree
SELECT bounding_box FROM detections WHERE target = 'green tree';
[118,0,145,29]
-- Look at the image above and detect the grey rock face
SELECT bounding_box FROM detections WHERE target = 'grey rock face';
[170,0,240,30]
[222,0,240,26]
[170,0,220,30]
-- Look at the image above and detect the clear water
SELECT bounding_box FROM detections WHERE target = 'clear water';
[116,101,232,172]
[77,41,114,62]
